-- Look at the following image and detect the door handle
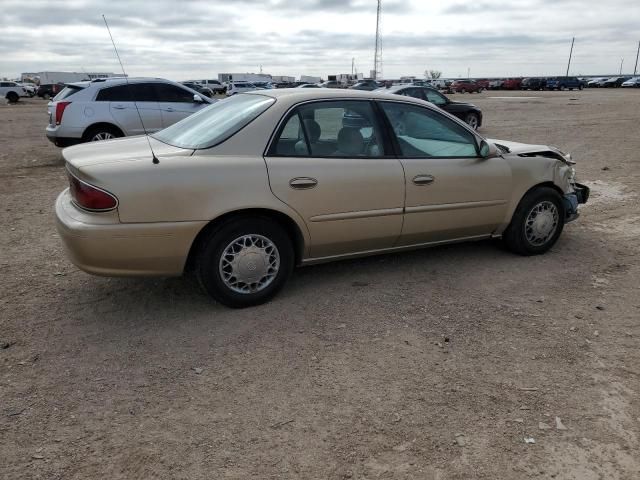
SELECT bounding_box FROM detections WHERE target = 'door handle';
[165,107,175,112]
[112,105,126,110]
[412,174,435,185]
[289,177,318,189]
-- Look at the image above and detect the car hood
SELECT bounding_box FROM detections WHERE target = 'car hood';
[62,135,194,169]
[488,138,573,163]
[448,100,477,108]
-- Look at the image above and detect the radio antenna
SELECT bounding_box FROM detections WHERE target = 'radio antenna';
[102,14,159,165]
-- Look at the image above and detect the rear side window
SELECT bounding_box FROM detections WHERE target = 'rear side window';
[95,83,158,102]
[269,100,383,158]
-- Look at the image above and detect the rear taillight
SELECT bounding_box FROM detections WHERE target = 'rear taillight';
[68,173,118,211]
[55,101,71,125]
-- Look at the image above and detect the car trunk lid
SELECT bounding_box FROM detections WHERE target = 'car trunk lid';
[63,135,194,170]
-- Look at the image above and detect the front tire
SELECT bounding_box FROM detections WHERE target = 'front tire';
[465,112,479,130]
[195,218,294,308]
[6,92,19,103]
[503,187,565,256]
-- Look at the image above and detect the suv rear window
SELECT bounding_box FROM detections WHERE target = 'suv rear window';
[152,94,274,149]
[53,85,84,101]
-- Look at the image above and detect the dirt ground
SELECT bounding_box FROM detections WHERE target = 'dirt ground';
[1,89,639,480]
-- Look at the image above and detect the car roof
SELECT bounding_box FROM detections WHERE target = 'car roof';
[374,84,438,93]
[245,87,433,107]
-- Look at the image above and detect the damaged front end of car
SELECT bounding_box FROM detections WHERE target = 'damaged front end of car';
[492,139,590,222]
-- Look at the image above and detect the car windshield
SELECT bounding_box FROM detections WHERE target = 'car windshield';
[152,94,275,149]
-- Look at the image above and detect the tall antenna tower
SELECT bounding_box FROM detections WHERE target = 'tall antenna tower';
[373,0,382,79]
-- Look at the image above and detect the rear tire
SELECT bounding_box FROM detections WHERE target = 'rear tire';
[195,218,294,308]
[82,125,123,143]
[6,92,19,103]
[503,187,565,256]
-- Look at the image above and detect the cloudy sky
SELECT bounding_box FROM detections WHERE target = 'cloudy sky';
[1,0,639,81]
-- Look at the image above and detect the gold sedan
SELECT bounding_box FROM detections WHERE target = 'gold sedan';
[55,89,589,307]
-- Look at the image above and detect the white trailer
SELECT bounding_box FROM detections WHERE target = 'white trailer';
[218,73,272,83]
[26,71,117,85]
[300,75,322,84]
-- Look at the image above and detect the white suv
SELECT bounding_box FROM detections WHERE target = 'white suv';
[225,81,258,96]
[1,81,29,103]
[45,77,215,147]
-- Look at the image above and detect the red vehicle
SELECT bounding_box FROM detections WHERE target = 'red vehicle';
[502,78,523,90]
[475,78,491,90]
[450,79,482,93]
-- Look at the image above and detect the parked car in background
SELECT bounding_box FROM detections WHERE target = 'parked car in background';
[378,84,483,130]
[587,77,608,88]
[545,76,583,90]
[430,79,450,91]
[0,81,28,103]
[475,79,491,90]
[45,77,214,147]
[350,79,379,91]
[321,80,342,88]
[521,78,546,90]
[54,89,589,308]
[502,78,523,90]
[37,83,65,99]
[489,79,504,90]
[181,82,214,98]
[18,83,37,97]
[621,77,640,88]
[192,79,226,94]
[450,79,482,93]
[253,81,274,90]
[297,83,321,88]
[602,77,630,88]
[226,81,259,96]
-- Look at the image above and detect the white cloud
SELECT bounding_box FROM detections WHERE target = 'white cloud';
[0,0,638,80]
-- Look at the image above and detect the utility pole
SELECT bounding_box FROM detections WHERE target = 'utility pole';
[565,37,574,76]
[619,58,624,75]
[373,0,382,80]
[634,41,639,75]
[467,67,470,78]
[352,57,354,76]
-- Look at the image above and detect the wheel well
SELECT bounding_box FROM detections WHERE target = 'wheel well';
[524,181,565,199]
[82,122,124,140]
[184,209,306,272]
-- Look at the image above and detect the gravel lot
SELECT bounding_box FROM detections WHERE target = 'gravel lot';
[1,89,639,479]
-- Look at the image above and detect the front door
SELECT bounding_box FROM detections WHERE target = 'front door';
[378,101,512,245]
[99,83,163,135]
[264,100,405,258]
[154,83,207,128]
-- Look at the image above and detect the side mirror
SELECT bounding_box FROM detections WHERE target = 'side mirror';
[479,140,491,158]
[193,94,204,103]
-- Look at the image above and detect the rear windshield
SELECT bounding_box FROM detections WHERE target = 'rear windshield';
[53,85,83,101]
[152,94,275,149]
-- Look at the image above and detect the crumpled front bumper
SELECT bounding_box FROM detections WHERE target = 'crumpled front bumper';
[563,182,590,222]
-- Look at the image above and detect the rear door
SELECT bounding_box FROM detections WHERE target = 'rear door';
[97,83,163,135]
[264,100,405,258]
[378,101,511,245]
[154,83,207,128]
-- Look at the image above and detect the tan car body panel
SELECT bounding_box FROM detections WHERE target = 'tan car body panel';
[56,89,577,276]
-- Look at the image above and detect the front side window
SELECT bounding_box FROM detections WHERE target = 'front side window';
[155,83,194,103]
[152,94,274,149]
[380,102,478,158]
[269,100,383,158]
